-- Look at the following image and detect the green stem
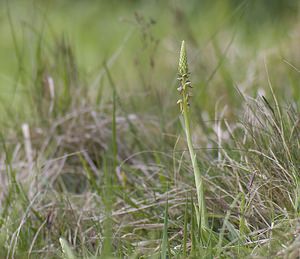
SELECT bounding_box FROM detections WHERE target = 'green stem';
[182,100,207,228]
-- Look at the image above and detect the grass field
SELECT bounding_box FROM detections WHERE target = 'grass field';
[0,0,300,258]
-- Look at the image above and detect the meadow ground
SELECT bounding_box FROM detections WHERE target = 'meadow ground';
[0,0,300,258]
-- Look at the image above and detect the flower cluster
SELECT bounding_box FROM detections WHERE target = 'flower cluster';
[177,41,192,113]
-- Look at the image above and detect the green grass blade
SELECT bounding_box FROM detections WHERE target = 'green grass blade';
[161,199,169,259]
[59,238,76,259]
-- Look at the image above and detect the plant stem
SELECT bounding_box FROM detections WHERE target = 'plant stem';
[182,95,207,229]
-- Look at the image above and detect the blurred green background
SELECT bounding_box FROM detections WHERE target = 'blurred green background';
[0,0,299,124]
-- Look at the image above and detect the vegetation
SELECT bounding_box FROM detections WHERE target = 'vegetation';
[0,0,300,258]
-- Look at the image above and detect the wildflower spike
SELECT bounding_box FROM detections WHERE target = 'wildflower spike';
[178,41,188,76]
[177,41,192,111]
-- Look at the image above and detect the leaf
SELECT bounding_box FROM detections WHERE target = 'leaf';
[59,237,76,259]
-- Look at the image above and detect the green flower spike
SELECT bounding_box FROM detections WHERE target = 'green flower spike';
[177,41,192,112]
[178,40,188,76]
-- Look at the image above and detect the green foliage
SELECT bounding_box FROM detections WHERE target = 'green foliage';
[60,238,77,259]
